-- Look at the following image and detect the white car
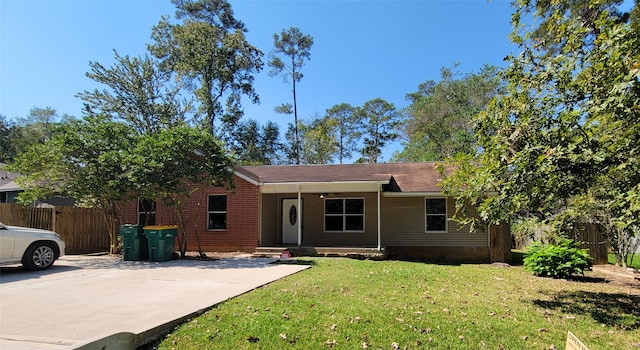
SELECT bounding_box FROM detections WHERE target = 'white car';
[0,222,65,270]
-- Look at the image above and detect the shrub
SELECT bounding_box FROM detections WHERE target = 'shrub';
[523,239,592,278]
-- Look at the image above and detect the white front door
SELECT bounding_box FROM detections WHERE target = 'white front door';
[282,199,300,245]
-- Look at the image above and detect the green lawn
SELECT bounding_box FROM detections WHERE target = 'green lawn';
[608,253,640,270]
[157,258,639,350]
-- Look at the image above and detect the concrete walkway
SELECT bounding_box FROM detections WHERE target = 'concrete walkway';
[0,255,310,350]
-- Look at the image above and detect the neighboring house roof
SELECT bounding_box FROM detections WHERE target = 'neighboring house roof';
[0,163,21,192]
[0,164,75,206]
[237,162,451,194]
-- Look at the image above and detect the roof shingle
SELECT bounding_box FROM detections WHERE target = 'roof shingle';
[237,162,449,193]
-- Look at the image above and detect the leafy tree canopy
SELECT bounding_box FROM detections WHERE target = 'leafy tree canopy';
[357,98,400,163]
[2,107,76,164]
[77,51,192,134]
[226,119,282,165]
[394,64,502,162]
[149,0,263,135]
[325,103,361,164]
[440,0,640,259]
[9,114,234,254]
[9,115,138,252]
[0,115,17,163]
[298,115,338,164]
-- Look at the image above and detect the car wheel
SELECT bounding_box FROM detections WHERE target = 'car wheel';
[22,242,57,271]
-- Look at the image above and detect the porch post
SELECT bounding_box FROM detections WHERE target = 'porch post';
[297,185,302,247]
[377,183,381,251]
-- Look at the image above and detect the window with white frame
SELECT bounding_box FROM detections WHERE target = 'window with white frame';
[425,198,447,232]
[138,199,156,226]
[324,198,365,232]
[208,195,227,230]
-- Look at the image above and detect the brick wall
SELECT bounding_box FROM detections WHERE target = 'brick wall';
[118,175,260,253]
[119,200,138,226]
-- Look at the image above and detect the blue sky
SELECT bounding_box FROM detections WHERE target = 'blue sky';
[0,0,516,161]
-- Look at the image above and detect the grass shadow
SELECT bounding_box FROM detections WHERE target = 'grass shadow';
[387,257,464,266]
[511,250,525,266]
[271,259,316,266]
[566,274,608,283]
[532,291,640,329]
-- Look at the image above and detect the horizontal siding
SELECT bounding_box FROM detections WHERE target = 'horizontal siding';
[260,194,278,246]
[381,197,487,247]
[259,192,378,247]
[303,193,377,247]
[259,193,487,248]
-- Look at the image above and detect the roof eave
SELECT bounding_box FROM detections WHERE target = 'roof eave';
[234,170,261,186]
[260,180,389,194]
[383,191,445,197]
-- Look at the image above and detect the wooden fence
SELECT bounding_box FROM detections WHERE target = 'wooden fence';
[514,222,608,265]
[569,223,608,265]
[0,203,110,254]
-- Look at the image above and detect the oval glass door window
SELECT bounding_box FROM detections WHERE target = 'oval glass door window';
[289,205,297,225]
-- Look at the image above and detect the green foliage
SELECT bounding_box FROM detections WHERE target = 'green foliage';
[149,0,263,134]
[226,119,282,165]
[129,125,234,256]
[267,27,313,83]
[357,98,400,163]
[0,115,17,163]
[129,126,233,199]
[608,252,640,270]
[394,64,502,162]
[524,240,592,278]
[9,114,233,254]
[281,123,299,165]
[298,115,338,164]
[13,107,59,144]
[325,103,361,164]
[2,107,76,163]
[78,51,191,134]
[268,26,314,164]
[273,103,293,115]
[10,115,138,253]
[440,1,640,263]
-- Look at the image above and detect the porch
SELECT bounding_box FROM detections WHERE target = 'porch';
[255,246,385,260]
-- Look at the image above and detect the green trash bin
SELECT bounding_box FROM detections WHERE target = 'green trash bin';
[119,225,149,261]
[144,226,178,262]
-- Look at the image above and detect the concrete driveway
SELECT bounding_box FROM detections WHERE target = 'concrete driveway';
[0,254,309,350]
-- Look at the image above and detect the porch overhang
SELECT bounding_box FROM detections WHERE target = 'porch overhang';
[383,191,445,197]
[259,180,389,194]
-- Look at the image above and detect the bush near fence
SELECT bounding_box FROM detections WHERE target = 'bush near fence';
[514,222,608,265]
[0,203,110,254]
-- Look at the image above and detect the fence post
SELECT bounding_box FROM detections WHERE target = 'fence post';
[490,222,512,263]
[51,206,57,233]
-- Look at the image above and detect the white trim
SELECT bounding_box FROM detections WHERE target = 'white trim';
[384,191,444,197]
[207,194,227,231]
[260,181,388,194]
[258,191,263,246]
[425,197,448,233]
[377,183,381,251]
[297,185,302,246]
[234,170,261,186]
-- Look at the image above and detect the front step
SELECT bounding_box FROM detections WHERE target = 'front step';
[254,247,385,260]
[254,247,289,256]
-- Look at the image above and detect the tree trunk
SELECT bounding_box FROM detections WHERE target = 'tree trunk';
[100,201,119,255]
